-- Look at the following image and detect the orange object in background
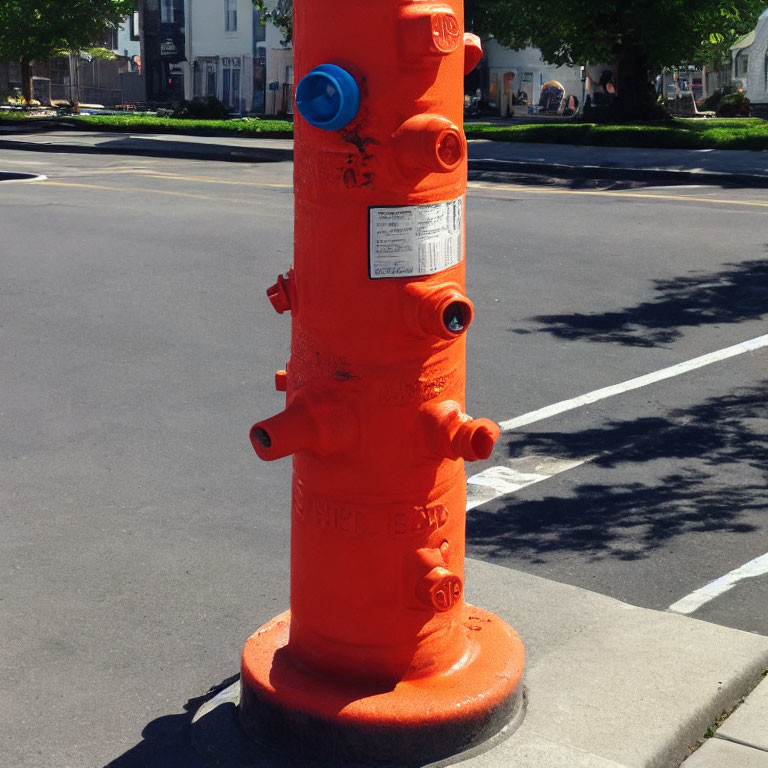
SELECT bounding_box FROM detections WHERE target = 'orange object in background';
[239,1,525,764]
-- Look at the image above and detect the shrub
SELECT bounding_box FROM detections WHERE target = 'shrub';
[701,91,724,112]
[169,97,230,120]
[716,92,751,118]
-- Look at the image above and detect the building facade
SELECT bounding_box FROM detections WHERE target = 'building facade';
[479,39,584,116]
[136,0,289,114]
[730,8,768,116]
[139,0,187,102]
[187,0,266,113]
[116,10,142,61]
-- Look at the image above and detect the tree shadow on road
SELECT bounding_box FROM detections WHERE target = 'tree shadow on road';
[467,382,768,563]
[522,257,768,347]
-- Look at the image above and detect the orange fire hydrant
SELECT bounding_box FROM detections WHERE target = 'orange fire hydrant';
[239,1,524,763]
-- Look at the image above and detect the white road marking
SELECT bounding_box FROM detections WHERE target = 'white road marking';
[484,335,768,609]
[500,333,768,432]
[466,455,593,510]
[668,553,768,614]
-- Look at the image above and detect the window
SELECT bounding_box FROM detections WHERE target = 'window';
[253,48,266,112]
[735,51,749,78]
[100,27,118,49]
[225,0,238,32]
[222,56,241,109]
[194,57,218,98]
[130,11,140,41]
[253,6,265,44]
[160,0,174,24]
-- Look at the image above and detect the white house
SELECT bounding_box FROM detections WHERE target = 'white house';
[133,0,289,113]
[480,39,584,116]
[116,10,142,61]
[184,0,289,114]
[730,8,768,115]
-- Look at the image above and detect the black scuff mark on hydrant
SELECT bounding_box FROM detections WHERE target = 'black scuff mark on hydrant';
[339,120,379,190]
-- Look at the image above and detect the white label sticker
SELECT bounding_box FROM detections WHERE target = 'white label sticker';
[368,197,463,279]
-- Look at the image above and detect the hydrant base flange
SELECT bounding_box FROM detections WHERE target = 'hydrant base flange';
[239,605,525,767]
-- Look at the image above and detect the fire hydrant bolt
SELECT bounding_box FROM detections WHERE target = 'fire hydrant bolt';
[417,566,463,612]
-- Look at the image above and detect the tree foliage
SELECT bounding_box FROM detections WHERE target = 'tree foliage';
[0,0,134,99]
[0,0,134,60]
[469,0,765,119]
[252,0,292,45]
[469,0,763,69]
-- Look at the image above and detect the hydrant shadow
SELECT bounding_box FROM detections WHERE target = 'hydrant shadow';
[106,673,435,768]
[103,676,237,768]
[104,674,302,768]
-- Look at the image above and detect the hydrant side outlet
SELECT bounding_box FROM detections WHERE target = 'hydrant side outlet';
[239,1,525,764]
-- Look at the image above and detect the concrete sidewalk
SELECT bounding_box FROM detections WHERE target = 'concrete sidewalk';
[191,559,768,768]
[0,128,294,163]
[683,677,768,767]
[2,128,768,185]
[467,139,768,181]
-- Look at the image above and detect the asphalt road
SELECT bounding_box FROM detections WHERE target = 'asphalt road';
[1,151,767,768]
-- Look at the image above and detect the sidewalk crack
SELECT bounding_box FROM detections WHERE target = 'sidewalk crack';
[713,733,768,753]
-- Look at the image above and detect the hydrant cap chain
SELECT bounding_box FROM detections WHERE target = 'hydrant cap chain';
[295,64,360,131]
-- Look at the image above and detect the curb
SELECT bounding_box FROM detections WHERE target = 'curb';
[0,117,294,139]
[0,137,293,164]
[3,134,768,187]
[183,560,768,768]
[467,158,768,187]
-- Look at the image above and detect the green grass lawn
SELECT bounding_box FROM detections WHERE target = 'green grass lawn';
[0,111,294,136]
[464,118,768,150]
[68,114,295,137]
[3,112,768,150]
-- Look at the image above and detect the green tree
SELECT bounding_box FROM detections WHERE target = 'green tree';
[0,0,134,102]
[468,0,765,120]
[252,0,292,45]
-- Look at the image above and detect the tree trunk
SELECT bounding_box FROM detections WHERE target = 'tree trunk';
[20,57,32,104]
[615,44,658,121]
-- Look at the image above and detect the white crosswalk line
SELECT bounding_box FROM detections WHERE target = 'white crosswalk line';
[466,455,593,510]
[500,334,768,432]
[668,552,768,614]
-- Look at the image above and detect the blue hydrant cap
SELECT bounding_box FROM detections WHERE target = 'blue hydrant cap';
[295,64,360,131]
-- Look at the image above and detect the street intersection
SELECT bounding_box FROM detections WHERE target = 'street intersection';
[1,148,767,767]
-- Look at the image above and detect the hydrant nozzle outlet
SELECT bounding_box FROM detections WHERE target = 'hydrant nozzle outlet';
[405,281,474,340]
[250,392,358,461]
[394,114,466,176]
[295,63,360,132]
[464,33,484,74]
[266,271,293,315]
[423,401,501,461]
